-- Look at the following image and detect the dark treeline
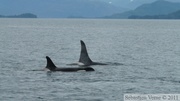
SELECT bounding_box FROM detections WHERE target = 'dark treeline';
[0,13,37,18]
[129,10,180,19]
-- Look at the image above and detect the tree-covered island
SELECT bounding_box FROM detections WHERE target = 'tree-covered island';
[0,13,37,18]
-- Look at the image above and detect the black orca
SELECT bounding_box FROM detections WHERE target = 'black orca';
[45,56,94,72]
[78,40,107,66]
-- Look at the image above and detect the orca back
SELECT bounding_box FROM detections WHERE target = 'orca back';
[45,56,95,72]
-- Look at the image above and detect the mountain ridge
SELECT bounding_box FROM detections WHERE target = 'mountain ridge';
[104,0,180,19]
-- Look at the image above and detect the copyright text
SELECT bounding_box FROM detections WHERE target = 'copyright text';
[124,94,180,101]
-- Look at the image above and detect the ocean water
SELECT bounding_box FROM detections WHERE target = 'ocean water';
[1,19,180,101]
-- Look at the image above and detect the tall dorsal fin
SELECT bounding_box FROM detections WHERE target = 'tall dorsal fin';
[46,56,57,70]
[79,40,93,65]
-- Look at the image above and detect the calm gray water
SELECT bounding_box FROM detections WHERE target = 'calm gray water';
[1,19,180,101]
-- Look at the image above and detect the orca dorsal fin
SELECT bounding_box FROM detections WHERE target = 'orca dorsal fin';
[46,56,57,71]
[79,40,93,65]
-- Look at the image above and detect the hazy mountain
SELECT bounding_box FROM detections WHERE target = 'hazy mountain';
[101,0,180,10]
[101,0,153,9]
[0,0,123,18]
[105,0,180,19]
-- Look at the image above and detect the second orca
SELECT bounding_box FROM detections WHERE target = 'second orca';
[68,40,107,66]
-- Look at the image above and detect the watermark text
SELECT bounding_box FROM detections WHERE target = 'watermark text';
[124,94,180,101]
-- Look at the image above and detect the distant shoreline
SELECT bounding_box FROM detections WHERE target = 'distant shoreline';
[0,13,37,18]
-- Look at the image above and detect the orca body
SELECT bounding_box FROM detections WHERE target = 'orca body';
[45,56,94,72]
[78,40,107,66]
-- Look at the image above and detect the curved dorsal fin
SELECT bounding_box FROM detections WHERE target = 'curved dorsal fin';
[79,40,93,65]
[46,56,57,70]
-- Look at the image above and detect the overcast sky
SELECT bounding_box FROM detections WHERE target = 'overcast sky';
[102,0,180,3]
